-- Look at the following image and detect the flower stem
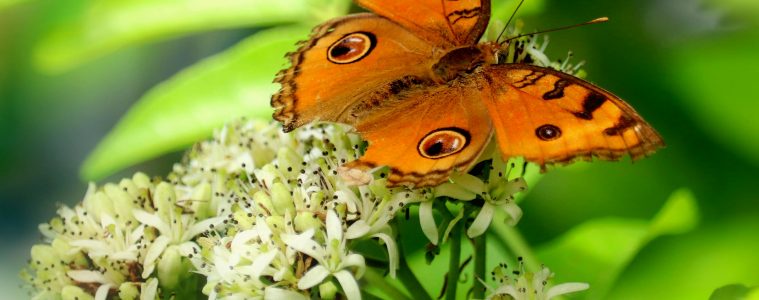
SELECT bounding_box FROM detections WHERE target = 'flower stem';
[490,216,541,272]
[395,220,433,300]
[446,219,463,300]
[472,234,487,299]
[363,267,412,300]
[397,253,432,300]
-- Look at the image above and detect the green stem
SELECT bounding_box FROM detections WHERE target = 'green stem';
[491,217,541,272]
[363,267,411,300]
[446,220,463,300]
[394,217,433,300]
[397,253,432,300]
[472,233,487,299]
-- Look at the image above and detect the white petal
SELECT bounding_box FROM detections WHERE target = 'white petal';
[184,216,225,240]
[419,201,439,245]
[264,287,309,300]
[334,270,362,300]
[434,182,476,201]
[326,210,343,242]
[451,173,487,194]
[142,235,171,278]
[546,282,590,299]
[141,278,159,300]
[533,268,553,291]
[341,253,366,278]
[371,232,397,278]
[230,229,261,252]
[503,203,523,226]
[298,265,330,290]
[488,285,519,300]
[282,230,325,265]
[256,216,273,244]
[467,203,495,238]
[95,284,111,300]
[345,220,370,240]
[250,251,278,278]
[67,270,109,284]
[133,209,172,237]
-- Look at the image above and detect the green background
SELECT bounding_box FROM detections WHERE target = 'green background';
[1,0,757,298]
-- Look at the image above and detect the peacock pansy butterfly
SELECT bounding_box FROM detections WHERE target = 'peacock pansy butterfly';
[271,0,664,187]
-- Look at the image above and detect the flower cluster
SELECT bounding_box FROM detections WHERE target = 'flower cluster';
[168,121,434,299]
[20,172,223,299]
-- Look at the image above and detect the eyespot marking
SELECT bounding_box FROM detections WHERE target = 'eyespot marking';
[418,128,471,159]
[327,32,376,64]
[536,124,562,141]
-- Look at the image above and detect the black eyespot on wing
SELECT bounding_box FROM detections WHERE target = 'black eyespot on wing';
[418,127,471,159]
[327,32,377,64]
[536,124,562,141]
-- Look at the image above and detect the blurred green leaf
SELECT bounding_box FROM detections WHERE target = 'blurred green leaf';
[608,216,759,299]
[81,26,310,180]
[648,188,699,237]
[491,0,546,21]
[34,0,349,73]
[536,188,699,300]
[709,284,753,300]
[0,0,31,11]
[669,32,759,166]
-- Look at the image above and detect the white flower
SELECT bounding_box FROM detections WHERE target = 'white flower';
[483,263,589,300]
[132,182,224,280]
[434,156,527,239]
[283,210,366,300]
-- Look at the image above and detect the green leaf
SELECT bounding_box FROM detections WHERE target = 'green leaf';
[710,284,752,300]
[607,216,759,299]
[81,26,310,180]
[647,188,699,238]
[34,0,349,73]
[536,188,699,300]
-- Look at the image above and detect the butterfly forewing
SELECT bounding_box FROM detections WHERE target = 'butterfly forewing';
[482,64,664,167]
[271,14,435,131]
[355,0,491,46]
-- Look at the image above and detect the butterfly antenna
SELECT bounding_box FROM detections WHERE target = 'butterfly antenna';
[499,17,609,45]
[495,0,526,43]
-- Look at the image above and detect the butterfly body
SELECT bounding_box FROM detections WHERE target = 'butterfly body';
[272,1,664,187]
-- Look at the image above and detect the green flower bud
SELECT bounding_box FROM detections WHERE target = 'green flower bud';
[84,189,115,222]
[61,285,94,300]
[132,172,152,189]
[252,191,275,216]
[157,245,190,290]
[105,183,137,224]
[191,182,213,220]
[295,211,321,233]
[319,281,338,300]
[271,182,295,216]
[118,282,140,300]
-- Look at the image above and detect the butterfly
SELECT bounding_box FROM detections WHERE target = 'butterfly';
[271,0,664,187]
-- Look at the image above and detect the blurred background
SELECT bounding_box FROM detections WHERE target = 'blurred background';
[1,0,757,298]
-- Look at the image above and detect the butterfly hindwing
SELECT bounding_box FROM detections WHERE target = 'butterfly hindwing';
[482,64,664,167]
[343,80,493,187]
[355,0,491,46]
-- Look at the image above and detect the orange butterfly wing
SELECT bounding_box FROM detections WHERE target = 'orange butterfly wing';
[343,79,492,187]
[355,0,491,46]
[272,13,436,131]
[482,64,664,167]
